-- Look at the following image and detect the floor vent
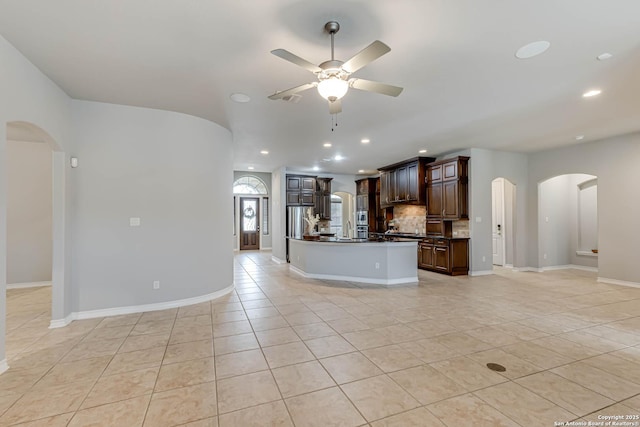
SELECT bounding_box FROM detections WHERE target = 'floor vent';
[486,363,506,372]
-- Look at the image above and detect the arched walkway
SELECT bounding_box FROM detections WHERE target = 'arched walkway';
[2,121,68,372]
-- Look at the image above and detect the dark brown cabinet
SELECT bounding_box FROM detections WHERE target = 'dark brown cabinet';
[425,156,469,220]
[314,177,333,220]
[426,182,443,218]
[286,175,316,207]
[418,237,469,275]
[407,162,419,201]
[380,171,392,208]
[378,157,435,206]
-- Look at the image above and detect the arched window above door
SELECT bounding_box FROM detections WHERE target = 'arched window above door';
[233,176,268,195]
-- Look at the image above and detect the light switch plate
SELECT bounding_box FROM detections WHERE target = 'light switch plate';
[475,217,482,223]
[130,217,141,227]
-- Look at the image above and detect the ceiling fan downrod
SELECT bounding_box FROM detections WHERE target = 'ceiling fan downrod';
[325,21,340,61]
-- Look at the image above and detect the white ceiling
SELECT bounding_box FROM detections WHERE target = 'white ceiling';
[2,1,640,174]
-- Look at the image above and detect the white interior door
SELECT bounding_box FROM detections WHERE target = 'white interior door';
[492,179,505,266]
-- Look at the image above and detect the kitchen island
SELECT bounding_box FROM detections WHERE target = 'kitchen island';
[288,238,418,285]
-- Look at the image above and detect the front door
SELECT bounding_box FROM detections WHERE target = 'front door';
[240,197,260,250]
[492,179,504,266]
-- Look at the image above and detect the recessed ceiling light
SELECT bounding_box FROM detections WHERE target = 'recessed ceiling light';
[515,41,551,59]
[597,52,613,61]
[419,149,428,154]
[260,150,269,155]
[583,89,602,98]
[358,169,365,173]
[230,93,251,103]
[323,143,332,148]
[361,139,370,144]
[247,166,255,170]
[334,155,343,161]
[575,135,585,140]
[313,166,320,171]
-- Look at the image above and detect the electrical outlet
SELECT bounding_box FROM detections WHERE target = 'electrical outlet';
[482,256,486,263]
[153,280,160,290]
[375,262,380,269]
[130,217,141,227]
[543,253,547,260]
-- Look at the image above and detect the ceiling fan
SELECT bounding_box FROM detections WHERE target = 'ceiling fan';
[268,21,403,114]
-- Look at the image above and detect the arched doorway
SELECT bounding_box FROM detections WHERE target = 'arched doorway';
[538,174,598,271]
[3,121,67,371]
[233,176,269,251]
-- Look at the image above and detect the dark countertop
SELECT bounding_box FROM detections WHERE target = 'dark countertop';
[369,232,470,240]
[290,236,418,244]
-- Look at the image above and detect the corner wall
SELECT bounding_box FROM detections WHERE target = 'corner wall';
[70,100,234,312]
[1,34,73,364]
[443,148,529,274]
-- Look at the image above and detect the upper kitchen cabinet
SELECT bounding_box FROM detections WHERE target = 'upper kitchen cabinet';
[286,175,316,206]
[378,156,435,206]
[315,177,333,220]
[426,156,469,220]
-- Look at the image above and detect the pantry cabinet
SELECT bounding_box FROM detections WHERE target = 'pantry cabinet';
[426,156,469,220]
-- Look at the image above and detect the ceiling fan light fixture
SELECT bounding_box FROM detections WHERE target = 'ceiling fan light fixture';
[317,77,349,101]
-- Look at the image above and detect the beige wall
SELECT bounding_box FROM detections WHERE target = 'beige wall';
[7,140,52,284]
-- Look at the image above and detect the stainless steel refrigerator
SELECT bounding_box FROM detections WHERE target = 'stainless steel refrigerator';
[286,206,307,262]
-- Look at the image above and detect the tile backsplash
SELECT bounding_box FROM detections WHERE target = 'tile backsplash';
[392,205,426,233]
[392,206,471,237]
[452,220,470,237]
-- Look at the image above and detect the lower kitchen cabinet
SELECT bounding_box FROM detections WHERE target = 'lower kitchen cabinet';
[418,238,469,275]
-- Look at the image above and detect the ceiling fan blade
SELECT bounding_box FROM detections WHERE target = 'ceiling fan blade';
[268,82,317,100]
[349,78,403,97]
[329,99,342,114]
[271,49,322,73]
[341,40,391,73]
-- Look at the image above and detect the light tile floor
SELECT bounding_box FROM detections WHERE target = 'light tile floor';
[1,251,640,426]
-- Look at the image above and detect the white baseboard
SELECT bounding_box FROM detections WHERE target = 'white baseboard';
[597,277,640,289]
[49,284,234,328]
[512,267,542,272]
[49,313,75,329]
[567,264,598,273]
[260,247,272,251]
[504,264,514,268]
[469,270,494,277]
[541,264,598,273]
[513,265,598,273]
[7,281,52,289]
[271,256,286,264]
[290,265,417,286]
[0,359,9,375]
